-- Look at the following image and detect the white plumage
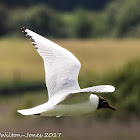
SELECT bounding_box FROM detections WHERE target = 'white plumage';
[18,28,115,116]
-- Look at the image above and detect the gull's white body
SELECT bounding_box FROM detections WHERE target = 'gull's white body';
[42,94,99,116]
[18,28,115,116]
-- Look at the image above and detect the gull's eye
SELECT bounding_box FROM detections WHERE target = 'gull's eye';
[102,101,107,104]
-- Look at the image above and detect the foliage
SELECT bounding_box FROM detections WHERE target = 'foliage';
[0,37,140,119]
[1,0,140,38]
[9,59,140,120]
[106,0,140,37]
[72,9,94,38]
[0,5,8,36]
[82,59,140,120]
[7,5,67,37]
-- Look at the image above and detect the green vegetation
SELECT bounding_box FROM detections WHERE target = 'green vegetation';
[0,1,140,139]
[0,38,140,120]
[0,38,140,81]
[106,0,140,37]
[86,60,140,120]
[0,0,140,38]
[9,59,140,120]
[7,5,67,37]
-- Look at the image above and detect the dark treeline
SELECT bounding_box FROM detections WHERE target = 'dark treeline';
[0,0,140,38]
[0,0,112,11]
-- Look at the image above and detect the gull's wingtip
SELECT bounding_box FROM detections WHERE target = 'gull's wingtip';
[17,110,28,115]
[21,27,26,31]
[17,110,23,115]
[21,27,27,35]
[108,85,115,92]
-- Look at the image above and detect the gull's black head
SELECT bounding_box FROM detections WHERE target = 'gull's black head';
[97,96,117,112]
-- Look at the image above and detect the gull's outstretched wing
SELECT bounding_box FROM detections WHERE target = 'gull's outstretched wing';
[57,85,115,105]
[21,27,81,100]
[71,85,115,94]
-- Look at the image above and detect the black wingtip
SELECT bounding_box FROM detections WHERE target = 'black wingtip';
[21,27,27,35]
[21,27,26,31]
[21,27,36,45]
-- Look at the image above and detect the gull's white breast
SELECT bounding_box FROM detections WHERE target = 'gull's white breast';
[42,94,99,116]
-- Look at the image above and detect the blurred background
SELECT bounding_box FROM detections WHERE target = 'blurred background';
[0,0,140,139]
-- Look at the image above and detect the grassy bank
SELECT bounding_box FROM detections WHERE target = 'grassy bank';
[0,38,140,118]
[1,38,140,81]
[0,38,140,140]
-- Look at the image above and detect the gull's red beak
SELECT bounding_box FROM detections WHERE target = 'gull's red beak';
[109,105,117,112]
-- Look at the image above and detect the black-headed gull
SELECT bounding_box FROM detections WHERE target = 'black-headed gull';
[18,27,117,117]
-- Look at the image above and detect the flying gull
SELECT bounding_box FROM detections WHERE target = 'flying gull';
[18,27,117,117]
